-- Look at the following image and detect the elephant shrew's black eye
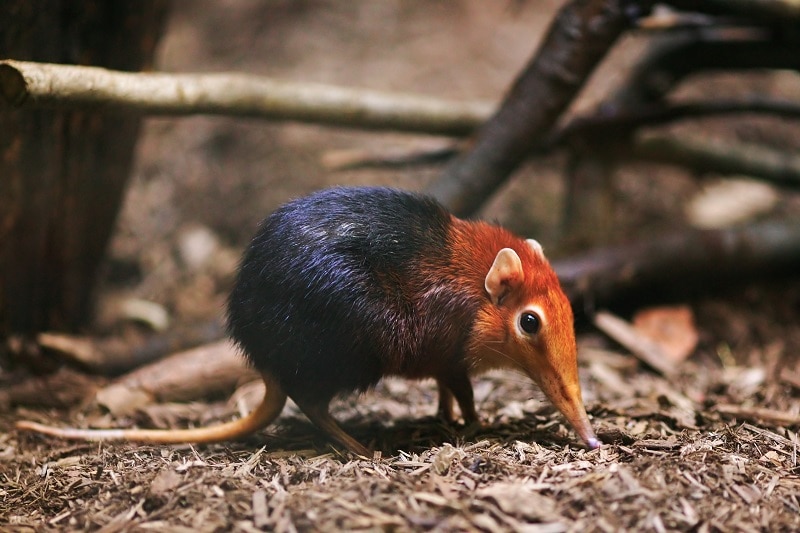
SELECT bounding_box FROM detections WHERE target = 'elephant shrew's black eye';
[519,312,541,335]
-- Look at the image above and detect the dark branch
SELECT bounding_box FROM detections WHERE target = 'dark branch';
[425,0,634,216]
[553,98,800,148]
[629,134,800,188]
[553,218,800,309]
[602,32,800,109]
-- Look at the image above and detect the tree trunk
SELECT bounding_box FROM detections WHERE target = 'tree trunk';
[0,2,169,337]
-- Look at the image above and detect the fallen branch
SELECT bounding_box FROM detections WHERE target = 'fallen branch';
[37,319,225,375]
[425,0,632,216]
[427,16,800,215]
[628,134,800,187]
[557,28,799,246]
[91,340,256,415]
[0,60,493,136]
[324,93,800,172]
[2,59,798,189]
[554,99,800,148]
[553,218,800,308]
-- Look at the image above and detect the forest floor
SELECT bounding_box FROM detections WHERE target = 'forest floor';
[3,1,800,531]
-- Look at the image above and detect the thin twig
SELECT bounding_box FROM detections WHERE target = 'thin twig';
[593,311,678,376]
[554,99,800,148]
[321,142,461,171]
[669,0,800,21]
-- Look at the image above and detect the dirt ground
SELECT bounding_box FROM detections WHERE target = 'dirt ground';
[3,1,800,531]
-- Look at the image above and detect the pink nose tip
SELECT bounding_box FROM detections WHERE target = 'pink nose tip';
[586,437,602,450]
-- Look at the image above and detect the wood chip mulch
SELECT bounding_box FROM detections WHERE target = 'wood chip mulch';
[4,331,800,532]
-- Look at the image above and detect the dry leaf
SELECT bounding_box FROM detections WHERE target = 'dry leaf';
[633,305,699,364]
[476,481,562,523]
[149,468,184,496]
[593,311,677,376]
[431,445,464,475]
